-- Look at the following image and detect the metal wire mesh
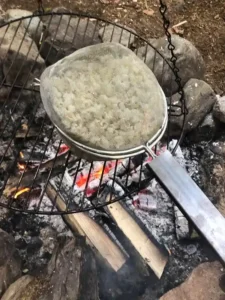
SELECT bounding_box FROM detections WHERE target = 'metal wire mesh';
[0,12,186,214]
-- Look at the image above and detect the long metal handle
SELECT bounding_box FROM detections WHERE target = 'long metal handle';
[149,150,225,264]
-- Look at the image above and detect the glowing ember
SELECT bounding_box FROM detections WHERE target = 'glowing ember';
[75,161,122,197]
[76,173,89,188]
[73,145,167,198]
[14,187,30,199]
[59,144,70,155]
[17,162,26,171]
[76,161,119,188]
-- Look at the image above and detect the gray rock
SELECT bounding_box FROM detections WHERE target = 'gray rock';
[169,79,217,135]
[4,9,31,20]
[0,229,21,297]
[41,237,99,300]
[187,113,216,142]
[213,96,225,123]
[4,9,44,44]
[185,244,197,255]
[51,7,72,13]
[3,237,99,300]
[39,226,57,256]
[0,22,45,86]
[160,261,225,300]
[40,15,101,64]
[137,35,205,96]
[1,275,34,300]
[99,24,136,47]
[210,140,225,157]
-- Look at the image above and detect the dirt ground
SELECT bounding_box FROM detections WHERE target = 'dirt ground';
[1,0,225,93]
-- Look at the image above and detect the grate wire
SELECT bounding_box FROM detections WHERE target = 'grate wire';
[0,12,186,214]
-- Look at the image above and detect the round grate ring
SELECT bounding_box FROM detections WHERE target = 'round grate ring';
[0,12,186,214]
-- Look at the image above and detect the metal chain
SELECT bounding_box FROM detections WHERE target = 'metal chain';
[158,0,188,115]
[37,0,44,13]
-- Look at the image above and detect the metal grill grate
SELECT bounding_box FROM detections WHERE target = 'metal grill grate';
[0,12,186,214]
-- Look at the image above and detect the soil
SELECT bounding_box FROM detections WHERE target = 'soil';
[1,0,225,93]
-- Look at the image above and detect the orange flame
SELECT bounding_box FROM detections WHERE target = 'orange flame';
[14,188,30,199]
[92,167,104,180]
[20,151,24,159]
[76,161,120,188]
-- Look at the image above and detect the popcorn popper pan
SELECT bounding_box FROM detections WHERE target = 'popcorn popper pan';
[39,43,225,264]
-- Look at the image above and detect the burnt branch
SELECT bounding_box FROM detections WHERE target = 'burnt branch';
[3,152,72,197]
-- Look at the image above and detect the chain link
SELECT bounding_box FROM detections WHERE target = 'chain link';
[37,0,44,13]
[158,0,188,115]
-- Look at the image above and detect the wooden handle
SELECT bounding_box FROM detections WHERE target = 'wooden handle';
[46,184,127,272]
[107,198,168,278]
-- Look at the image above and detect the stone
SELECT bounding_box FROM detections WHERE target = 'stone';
[187,113,216,142]
[39,226,57,256]
[169,79,217,135]
[40,42,166,157]
[213,96,225,123]
[40,15,101,64]
[0,22,45,86]
[51,7,72,13]
[185,244,197,255]
[210,140,225,157]
[1,275,34,300]
[4,9,44,44]
[41,237,99,300]
[0,229,21,297]
[99,24,136,47]
[1,275,50,300]
[137,35,205,96]
[4,9,31,20]
[160,261,225,300]
[1,237,99,300]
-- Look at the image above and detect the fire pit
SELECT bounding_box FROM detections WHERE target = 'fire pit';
[0,5,224,300]
[0,12,186,215]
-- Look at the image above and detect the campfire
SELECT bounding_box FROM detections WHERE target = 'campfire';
[6,139,161,207]
[0,6,223,300]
